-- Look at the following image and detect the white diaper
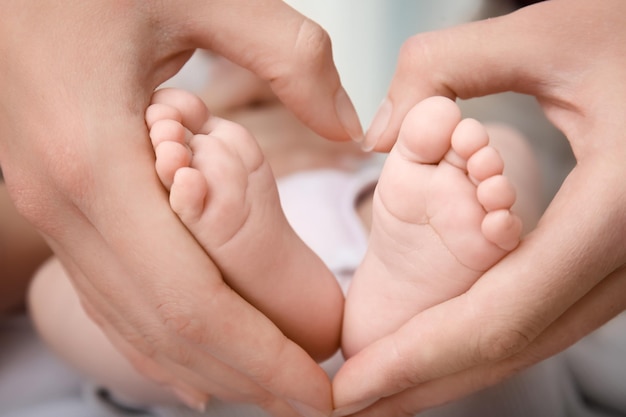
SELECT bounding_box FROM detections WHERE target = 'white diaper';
[144,166,381,417]
[276,166,380,296]
[3,164,617,417]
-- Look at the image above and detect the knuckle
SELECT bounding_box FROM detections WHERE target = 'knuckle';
[245,353,282,390]
[263,17,334,109]
[156,299,205,345]
[465,293,538,364]
[242,340,301,398]
[383,338,425,390]
[294,18,332,68]
[473,324,533,363]
[397,32,454,96]
[397,34,433,74]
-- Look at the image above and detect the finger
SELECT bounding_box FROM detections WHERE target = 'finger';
[160,0,363,142]
[364,0,595,151]
[44,175,332,416]
[53,229,332,416]
[69,151,333,415]
[201,53,277,116]
[149,279,333,416]
[334,163,626,411]
[93,249,331,416]
[33,251,205,409]
[340,264,626,417]
[69,249,305,415]
[82,299,213,411]
[67,266,228,413]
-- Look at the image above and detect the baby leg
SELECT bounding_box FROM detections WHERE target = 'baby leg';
[146,89,344,362]
[343,97,523,357]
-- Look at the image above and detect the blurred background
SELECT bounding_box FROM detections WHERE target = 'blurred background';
[167,0,575,218]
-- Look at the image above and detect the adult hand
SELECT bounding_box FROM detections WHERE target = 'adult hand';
[332,0,626,415]
[0,2,361,416]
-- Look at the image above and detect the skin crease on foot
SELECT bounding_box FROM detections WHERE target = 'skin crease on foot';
[1,2,364,414]
[147,88,346,362]
[27,57,536,416]
[342,96,522,358]
[27,57,368,412]
[9,1,626,415]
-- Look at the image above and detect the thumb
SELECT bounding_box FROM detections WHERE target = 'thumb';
[364,0,579,152]
[173,0,363,143]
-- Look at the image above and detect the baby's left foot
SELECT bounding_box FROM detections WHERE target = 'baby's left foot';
[343,97,523,357]
[146,89,343,361]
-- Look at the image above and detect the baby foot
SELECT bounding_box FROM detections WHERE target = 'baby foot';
[145,88,344,361]
[342,97,522,357]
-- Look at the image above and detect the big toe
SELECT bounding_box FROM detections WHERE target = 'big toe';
[396,96,462,164]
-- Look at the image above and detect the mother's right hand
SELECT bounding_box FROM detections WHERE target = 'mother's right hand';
[333,0,626,415]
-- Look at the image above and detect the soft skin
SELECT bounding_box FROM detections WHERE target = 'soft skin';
[332,0,626,415]
[0,2,362,416]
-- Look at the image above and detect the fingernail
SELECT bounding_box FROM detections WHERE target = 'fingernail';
[287,399,330,417]
[334,87,364,143]
[331,398,379,417]
[363,99,392,152]
[172,387,208,412]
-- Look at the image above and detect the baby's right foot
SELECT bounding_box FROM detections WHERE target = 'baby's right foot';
[342,97,523,357]
[145,88,344,361]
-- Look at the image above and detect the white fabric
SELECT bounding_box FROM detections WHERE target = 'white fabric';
[0,316,82,416]
[2,165,625,416]
[276,167,378,297]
